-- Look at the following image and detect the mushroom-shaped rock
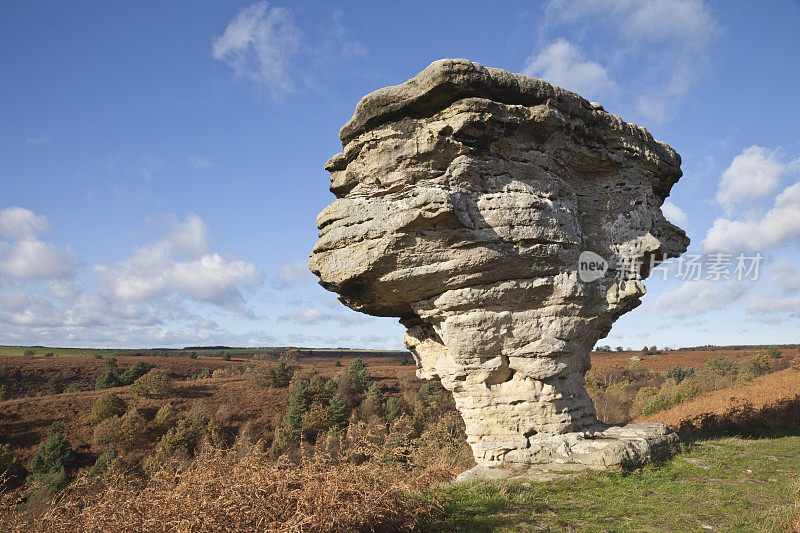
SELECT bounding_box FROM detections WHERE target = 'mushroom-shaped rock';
[309,59,689,479]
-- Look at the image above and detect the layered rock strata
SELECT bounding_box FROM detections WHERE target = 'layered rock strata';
[309,59,689,478]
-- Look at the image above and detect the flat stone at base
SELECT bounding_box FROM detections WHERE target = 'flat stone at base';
[456,422,678,483]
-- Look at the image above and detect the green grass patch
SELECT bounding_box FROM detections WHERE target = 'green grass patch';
[423,436,799,532]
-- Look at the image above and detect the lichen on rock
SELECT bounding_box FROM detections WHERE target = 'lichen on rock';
[309,59,689,478]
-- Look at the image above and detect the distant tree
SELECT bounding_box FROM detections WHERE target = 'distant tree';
[104,358,118,371]
[44,352,54,358]
[64,383,86,393]
[188,352,198,359]
[95,369,121,390]
[23,350,36,356]
[768,346,782,359]
[649,346,658,354]
[361,382,385,419]
[335,359,343,367]
[616,346,624,352]
[0,384,8,401]
[120,361,155,386]
[641,346,649,355]
[400,357,410,366]
[94,354,103,359]
[221,353,231,361]
[348,358,373,391]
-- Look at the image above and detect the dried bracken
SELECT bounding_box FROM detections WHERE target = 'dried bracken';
[0,435,448,533]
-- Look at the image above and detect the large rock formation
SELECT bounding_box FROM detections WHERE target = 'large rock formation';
[309,59,689,479]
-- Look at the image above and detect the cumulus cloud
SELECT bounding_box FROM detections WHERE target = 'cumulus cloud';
[746,261,800,322]
[0,207,75,279]
[212,2,301,98]
[278,307,370,327]
[524,38,617,99]
[538,0,717,122]
[716,145,784,212]
[704,180,800,253]
[661,200,688,227]
[655,279,746,317]
[94,214,259,312]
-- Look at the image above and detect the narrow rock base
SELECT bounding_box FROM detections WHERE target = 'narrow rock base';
[456,422,679,482]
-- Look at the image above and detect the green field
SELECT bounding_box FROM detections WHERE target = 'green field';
[425,436,799,532]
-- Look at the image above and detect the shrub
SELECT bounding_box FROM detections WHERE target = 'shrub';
[120,361,155,386]
[328,393,348,429]
[245,360,291,389]
[154,403,177,429]
[44,352,54,358]
[116,408,148,445]
[93,354,103,359]
[23,350,35,356]
[93,417,122,445]
[95,369,121,390]
[335,359,343,367]
[212,369,228,378]
[271,359,291,387]
[301,402,330,438]
[0,384,8,401]
[28,421,75,493]
[739,354,771,381]
[221,353,231,361]
[87,393,127,425]
[191,368,211,381]
[104,357,118,370]
[666,365,695,384]
[768,346,782,359]
[157,410,214,457]
[386,397,402,424]
[633,379,700,416]
[130,369,172,398]
[188,352,198,359]
[89,446,117,478]
[400,357,410,366]
[64,383,87,393]
[361,383,385,419]
[48,376,62,394]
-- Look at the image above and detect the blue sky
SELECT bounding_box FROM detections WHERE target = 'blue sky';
[1,0,799,349]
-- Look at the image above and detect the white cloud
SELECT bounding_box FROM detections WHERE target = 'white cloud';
[661,200,688,227]
[276,259,314,284]
[0,206,50,240]
[278,307,370,327]
[716,145,784,211]
[94,214,259,312]
[524,38,617,99]
[539,0,717,122]
[187,155,213,170]
[212,2,301,98]
[26,134,49,146]
[704,181,800,253]
[746,261,800,322]
[655,279,746,317]
[0,207,75,279]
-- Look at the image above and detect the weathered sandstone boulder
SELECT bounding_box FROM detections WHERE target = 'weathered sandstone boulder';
[309,59,689,479]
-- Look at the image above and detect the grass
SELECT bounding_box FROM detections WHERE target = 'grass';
[423,436,800,532]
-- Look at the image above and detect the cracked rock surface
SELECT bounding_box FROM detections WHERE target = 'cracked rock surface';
[309,59,689,475]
